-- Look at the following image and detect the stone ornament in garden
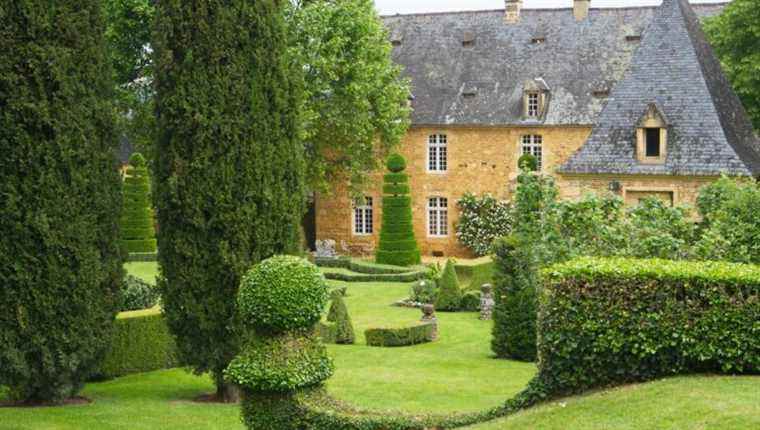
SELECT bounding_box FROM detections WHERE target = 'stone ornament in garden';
[480,284,495,320]
[224,256,333,430]
[315,239,337,258]
[420,304,438,341]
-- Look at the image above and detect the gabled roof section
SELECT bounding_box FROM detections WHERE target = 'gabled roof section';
[637,102,669,128]
[382,3,726,127]
[560,0,760,176]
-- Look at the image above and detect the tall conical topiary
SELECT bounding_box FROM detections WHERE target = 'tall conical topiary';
[0,0,122,402]
[119,153,156,256]
[154,0,305,401]
[376,153,421,266]
[327,293,355,345]
[435,259,463,311]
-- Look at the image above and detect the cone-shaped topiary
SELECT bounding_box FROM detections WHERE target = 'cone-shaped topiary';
[376,153,421,266]
[0,0,122,402]
[119,152,156,255]
[326,294,355,345]
[435,259,463,311]
[226,256,333,430]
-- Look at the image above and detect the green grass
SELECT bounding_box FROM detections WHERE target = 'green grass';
[124,262,158,284]
[465,375,760,430]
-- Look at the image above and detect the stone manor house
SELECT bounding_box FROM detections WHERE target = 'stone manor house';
[313,0,760,258]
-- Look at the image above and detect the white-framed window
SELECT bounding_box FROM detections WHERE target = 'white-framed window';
[427,134,448,172]
[427,197,448,237]
[527,93,540,117]
[521,135,543,170]
[353,197,373,235]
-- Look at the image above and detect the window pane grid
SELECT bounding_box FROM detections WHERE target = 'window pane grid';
[521,134,543,170]
[528,93,539,117]
[428,197,448,236]
[428,134,448,172]
[353,197,373,235]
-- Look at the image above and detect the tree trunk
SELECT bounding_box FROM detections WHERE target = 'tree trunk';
[216,382,241,403]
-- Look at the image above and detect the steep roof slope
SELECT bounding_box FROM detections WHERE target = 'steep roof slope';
[560,0,760,176]
[383,3,726,127]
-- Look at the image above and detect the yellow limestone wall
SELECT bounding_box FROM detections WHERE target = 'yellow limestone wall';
[315,125,719,258]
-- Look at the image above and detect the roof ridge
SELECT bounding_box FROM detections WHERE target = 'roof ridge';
[379,2,730,19]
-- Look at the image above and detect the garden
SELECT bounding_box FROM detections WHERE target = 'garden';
[2,0,759,429]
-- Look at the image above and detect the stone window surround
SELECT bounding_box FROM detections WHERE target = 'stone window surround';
[520,134,544,171]
[427,133,448,173]
[636,104,668,165]
[622,186,678,207]
[427,196,449,238]
[352,196,373,236]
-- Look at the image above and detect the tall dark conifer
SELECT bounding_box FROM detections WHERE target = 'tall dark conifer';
[0,1,122,402]
[154,0,305,400]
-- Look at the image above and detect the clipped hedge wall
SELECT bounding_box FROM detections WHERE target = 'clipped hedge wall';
[365,323,434,347]
[536,257,760,397]
[315,257,424,275]
[126,252,158,262]
[96,309,178,379]
[323,270,427,283]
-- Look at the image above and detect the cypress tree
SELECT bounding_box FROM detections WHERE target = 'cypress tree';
[154,0,305,400]
[376,153,421,266]
[435,259,463,312]
[0,1,122,402]
[119,153,156,256]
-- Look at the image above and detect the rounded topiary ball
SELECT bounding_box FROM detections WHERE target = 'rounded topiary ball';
[238,255,328,333]
[386,153,407,173]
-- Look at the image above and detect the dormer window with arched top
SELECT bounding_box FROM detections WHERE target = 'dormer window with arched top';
[636,103,668,164]
[523,78,550,120]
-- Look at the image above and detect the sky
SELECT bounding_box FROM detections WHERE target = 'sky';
[374,0,727,15]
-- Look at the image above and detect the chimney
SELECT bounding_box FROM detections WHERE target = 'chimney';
[505,0,522,24]
[574,0,590,21]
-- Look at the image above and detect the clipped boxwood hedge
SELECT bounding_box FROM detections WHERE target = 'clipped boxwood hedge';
[323,270,427,283]
[96,308,178,379]
[125,252,158,262]
[365,323,434,347]
[536,256,760,397]
[315,257,425,275]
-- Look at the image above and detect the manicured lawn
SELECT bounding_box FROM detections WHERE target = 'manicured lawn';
[465,375,760,430]
[124,262,159,284]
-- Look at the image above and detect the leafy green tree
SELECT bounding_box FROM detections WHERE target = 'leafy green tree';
[119,153,156,255]
[435,259,463,312]
[103,0,155,158]
[704,0,760,129]
[376,153,421,266]
[154,0,305,401]
[0,0,122,402]
[286,0,411,192]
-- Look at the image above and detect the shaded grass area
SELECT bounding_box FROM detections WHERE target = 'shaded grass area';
[124,262,159,284]
[465,375,760,430]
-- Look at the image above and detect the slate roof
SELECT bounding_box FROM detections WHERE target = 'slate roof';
[383,2,726,127]
[560,0,760,176]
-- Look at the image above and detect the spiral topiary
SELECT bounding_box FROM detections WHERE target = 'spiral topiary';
[226,256,334,430]
[376,153,421,266]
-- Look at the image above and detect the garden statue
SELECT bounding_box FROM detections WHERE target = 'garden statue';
[479,284,495,320]
[420,304,438,341]
[315,239,337,259]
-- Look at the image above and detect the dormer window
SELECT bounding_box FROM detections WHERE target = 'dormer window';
[523,78,550,120]
[636,103,668,164]
[527,93,540,117]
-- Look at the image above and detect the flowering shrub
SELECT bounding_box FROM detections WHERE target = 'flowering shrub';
[456,193,514,256]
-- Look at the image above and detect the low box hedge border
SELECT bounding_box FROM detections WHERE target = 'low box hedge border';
[94,308,178,379]
[315,256,427,275]
[323,270,427,283]
[535,256,760,397]
[365,323,435,347]
[126,251,158,262]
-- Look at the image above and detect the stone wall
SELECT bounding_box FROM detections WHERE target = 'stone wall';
[315,125,720,259]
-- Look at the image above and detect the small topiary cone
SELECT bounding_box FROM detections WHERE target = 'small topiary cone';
[435,259,463,311]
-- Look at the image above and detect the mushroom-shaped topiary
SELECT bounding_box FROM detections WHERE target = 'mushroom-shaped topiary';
[237,255,329,333]
[226,256,334,430]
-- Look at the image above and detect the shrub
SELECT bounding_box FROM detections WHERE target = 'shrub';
[376,153,421,266]
[536,257,760,397]
[696,175,743,225]
[435,259,463,311]
[623,197,695,260]
[323,270,427,283]
[456,193,514,256]
[454,260,495,291]
[410,279,438,304]
[119,152,156,256]
[225,332,334,392]
[696,182,760,264]
[460,291,481,312]
[517,153,538,171]
[315,321,338,344]
[0,0,122,402]
[96,309,178,379]
[155,0,305,398]
[491,235,538,361]
[326,295,355,345]
[555,193,626,257]
[120,275,160,311]
[238,256,329,333]
[365,323,435,347]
